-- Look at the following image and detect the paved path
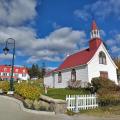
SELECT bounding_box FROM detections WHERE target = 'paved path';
[0,96,120,120]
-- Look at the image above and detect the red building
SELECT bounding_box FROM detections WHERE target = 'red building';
[0,65,30,80]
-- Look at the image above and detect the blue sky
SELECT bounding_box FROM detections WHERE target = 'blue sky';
[0,0,120,69]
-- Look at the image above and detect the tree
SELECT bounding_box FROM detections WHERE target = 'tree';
[28,64,40,78]
[28,63,46,79]
[114,57,120,71]
[41,62,46,78]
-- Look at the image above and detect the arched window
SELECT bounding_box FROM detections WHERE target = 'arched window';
[71,69,76,81]
[99,51,106,64]
[58,72,62,83]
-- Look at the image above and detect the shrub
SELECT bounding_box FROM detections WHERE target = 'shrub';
[0,81,10,92]
[68,80,82,89]
[91,77,119,93]
[14,82,41,100]
[98,91,120,106]
[91,77,120,106]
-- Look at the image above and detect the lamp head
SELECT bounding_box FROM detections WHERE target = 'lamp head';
[3,47,9,55]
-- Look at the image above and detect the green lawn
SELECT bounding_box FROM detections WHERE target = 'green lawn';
[45,88,90,100]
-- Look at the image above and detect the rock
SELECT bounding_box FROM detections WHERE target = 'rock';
[39,100,50,111]
[24,99,33,109]
[33,100,40,110]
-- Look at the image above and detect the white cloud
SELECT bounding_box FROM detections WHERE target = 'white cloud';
[52,22,61,29]
[0,26,87,63]
[0,53,13,60]
[106,39,115,46]
[0,0,37,26]
[106,33,120,56]
[100,29,106,37]
[47,66,57,70]
[111,46,120,53]
[26,56,40,64]
[74,0,120,20]
[74,9,90,21]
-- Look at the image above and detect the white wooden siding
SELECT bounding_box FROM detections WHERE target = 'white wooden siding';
[76,65,88,82]
[53,65,88,88]
[44,65,88,88]
[54,70,71,88]
[44,75,54,88]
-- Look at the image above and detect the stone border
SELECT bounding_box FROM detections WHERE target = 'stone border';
[0,95,55,115]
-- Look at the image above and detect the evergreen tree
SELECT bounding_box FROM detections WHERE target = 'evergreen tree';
[41,62,46,78]
[28,64,40,78]
[28,64,46,79]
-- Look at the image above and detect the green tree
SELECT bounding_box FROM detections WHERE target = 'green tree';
[28,63,46,79]
[114,57,120,71]
[28,64,40,78]
[41,62,46,78]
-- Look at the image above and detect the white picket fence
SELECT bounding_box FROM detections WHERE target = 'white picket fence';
[66,94,98,112]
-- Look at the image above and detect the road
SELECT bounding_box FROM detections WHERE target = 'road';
[0,96,120,120]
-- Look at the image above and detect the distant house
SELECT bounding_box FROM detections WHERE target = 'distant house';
[44,21,118,88]
[0,65,30,80]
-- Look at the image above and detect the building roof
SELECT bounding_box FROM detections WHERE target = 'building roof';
[58,48,96,70]
[91,20,98,30]
[0,65,28,74]
[46,38,102,76]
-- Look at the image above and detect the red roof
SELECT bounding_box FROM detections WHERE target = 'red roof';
[91,20,98,30]
[46,38,102,76]
[58,49,95,70]
[0,65,28,74]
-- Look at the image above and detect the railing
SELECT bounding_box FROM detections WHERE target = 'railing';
[66,94,98,112]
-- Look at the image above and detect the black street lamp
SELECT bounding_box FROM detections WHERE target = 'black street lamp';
[3,38,15,94]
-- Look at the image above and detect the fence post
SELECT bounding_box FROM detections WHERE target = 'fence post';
[75,95,79,112]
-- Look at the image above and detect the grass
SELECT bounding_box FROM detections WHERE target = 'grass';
[79,105,120,116]
[45,88,90,100]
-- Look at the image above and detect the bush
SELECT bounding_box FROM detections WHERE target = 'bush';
[14,82,41,100]
[98,91,120,106]
[91,77,119,93]
[0,81,10,92]
[68,80,82,89]
[91,77,120,106]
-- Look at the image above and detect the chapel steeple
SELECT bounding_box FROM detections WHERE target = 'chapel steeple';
[90,20,100,39]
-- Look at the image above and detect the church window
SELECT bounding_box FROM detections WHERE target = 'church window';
[100,71,108,79]
[71,69,76,81]
[99,51,106,64]
[58,72,62,83]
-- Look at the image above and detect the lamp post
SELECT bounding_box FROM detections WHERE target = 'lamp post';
[3,38,15,95]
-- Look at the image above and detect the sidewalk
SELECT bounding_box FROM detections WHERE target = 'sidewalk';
[0,95,120,120]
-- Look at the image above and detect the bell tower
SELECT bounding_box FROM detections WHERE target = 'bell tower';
[90,20,100,39]
[89,21,102,50]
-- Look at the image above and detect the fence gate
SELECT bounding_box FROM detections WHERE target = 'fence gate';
[66,94,98,112]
